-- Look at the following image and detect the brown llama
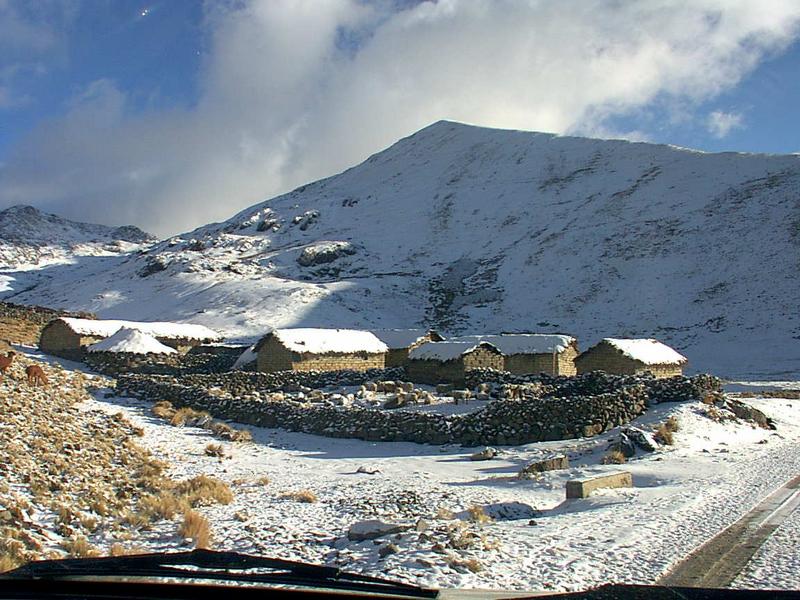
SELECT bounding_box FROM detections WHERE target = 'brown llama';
[25,364,48,387]
[0,351,15,380]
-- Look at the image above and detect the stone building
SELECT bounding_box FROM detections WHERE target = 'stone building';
[407,340,505,384]
[450,334,579,375]
[370,329,444,368]
[0,301,95,347]
[39,317,222,359]
[255,328,388,373]
[575,338,687,378]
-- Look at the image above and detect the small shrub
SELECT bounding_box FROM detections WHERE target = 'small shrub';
[204,443,225,458]
[281,490,317,503]
[178,510,211,549]
[602,449,627,464]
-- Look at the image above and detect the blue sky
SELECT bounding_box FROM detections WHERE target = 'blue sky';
[1,1,799,235]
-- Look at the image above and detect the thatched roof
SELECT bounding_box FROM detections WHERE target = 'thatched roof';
[598,338,687,365]
[54,317,221,342]
[259,328,388,355]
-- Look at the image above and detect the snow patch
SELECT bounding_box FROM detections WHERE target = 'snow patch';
[87,328,177,355]
[58,317,221,342]
[604,338,687,365]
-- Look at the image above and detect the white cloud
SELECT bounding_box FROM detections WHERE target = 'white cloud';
[1,0,799,236]
[707,109,745,138]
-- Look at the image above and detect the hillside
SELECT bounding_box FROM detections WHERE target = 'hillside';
[1,121,799,378]
[0,205,155,270]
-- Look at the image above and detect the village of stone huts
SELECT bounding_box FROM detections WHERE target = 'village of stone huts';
[1,298,735,452]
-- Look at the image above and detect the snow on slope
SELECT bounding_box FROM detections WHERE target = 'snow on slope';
[2,121,799,378]
[0,205,155,269]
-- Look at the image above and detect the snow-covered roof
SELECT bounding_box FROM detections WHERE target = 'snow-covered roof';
[450,334,575,355]
[266,328,388,354]
[409,340,498,361]
[56,317,221,342]
[602,338,687,365]
[370,329,440,349]
[87,327,177,355]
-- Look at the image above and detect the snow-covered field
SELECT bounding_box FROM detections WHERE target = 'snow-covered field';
[70,364,800,592]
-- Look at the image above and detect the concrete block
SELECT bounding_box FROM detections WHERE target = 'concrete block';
[566,471,632,499]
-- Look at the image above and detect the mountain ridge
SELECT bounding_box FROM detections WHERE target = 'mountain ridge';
[1,121,798,378]
[0,204,155,269]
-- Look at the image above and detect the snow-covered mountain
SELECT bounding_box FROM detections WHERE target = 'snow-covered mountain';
[2,121,799,378]
[0,205,155,269]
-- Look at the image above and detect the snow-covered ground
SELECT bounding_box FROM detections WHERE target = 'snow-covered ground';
[73,369,800,592]
[732,496,800,590]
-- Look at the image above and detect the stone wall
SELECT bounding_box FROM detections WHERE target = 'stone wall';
[84,345,245,377]
[116,370,721,447]
[0,301,95,346]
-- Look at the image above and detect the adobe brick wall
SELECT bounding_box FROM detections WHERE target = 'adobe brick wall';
[256,336,385,373]
[0,301,95,346]
[576,344,683,378]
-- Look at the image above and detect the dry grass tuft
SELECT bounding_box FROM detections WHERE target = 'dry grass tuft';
[466,505,493,525]
[109,543,146,557]
[446,555,483,573]
[204,443,225,458]
[61,536,99,558]
[178,510,211,549]
[170,407,211,428]
[653,424,674,446]
[602,449,627,464]
[280,489,317,503]
[174,475,234,506]
[0,554,20,573]
[151,401,175,420]
[256,476,270,486]
[137,492,188,521]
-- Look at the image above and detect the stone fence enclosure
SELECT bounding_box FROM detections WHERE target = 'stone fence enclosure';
[117,369,722,447]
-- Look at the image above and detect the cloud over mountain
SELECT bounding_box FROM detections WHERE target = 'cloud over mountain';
[1,0,799,236]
